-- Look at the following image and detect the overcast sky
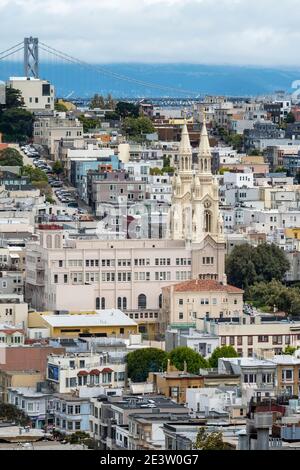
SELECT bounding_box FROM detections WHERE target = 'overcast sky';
[1,0,300,66]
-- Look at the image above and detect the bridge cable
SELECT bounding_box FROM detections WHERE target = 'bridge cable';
[40,42,199,96]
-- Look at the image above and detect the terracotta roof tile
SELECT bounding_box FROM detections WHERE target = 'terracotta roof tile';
[169,279,244,294]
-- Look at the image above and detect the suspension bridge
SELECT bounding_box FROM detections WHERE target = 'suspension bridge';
[0,37,205,104]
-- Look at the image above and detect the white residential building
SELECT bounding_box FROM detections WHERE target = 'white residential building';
[7,77,55,111]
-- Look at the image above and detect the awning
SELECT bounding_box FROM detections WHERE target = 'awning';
[77,370,89,376]
[9,254,20,259]
[101,368,113,374]
[89,369,101,375]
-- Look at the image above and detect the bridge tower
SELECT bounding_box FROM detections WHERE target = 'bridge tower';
[24,37,39,78]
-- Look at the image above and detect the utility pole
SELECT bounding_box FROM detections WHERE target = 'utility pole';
[24,37,39,78]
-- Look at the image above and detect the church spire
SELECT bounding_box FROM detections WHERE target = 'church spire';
[179,120,192,173]
[198,114,212,174]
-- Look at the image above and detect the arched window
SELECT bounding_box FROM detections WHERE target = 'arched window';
[96,297,100,309]
[101,297,105,309]
[55,234,61,249]
[159,294,162,309]
[117,297,122,309]
[46,235,52,249]
[138,294,147,309]
[204,210,212,233]
[123,298,127,310]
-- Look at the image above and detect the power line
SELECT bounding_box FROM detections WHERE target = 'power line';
[40,42,200,96]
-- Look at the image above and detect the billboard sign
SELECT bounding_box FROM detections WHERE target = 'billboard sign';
[48,364,59,382]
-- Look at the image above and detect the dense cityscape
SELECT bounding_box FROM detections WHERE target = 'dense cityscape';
[2,14,300,456]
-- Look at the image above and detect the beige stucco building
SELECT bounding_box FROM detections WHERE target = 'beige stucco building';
[161,279,244,330]
[203,316,300,357]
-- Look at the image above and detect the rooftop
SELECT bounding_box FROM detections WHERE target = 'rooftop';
[42,309,137,328]
[166,279,244,294]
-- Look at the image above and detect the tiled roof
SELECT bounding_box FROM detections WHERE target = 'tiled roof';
[170,279,244,294]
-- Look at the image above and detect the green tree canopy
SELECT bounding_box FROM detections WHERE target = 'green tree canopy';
[284,346,297,355]
[169,347,208,374]
[0,108,34,143]
[0,402,30,426]
[0,87,24,110]
[116,101,139,118]
[208,346,239,369]
[78,115,100,133]
[55,101,68,112]
[90,94,105,109]
[52,160,64,177]
[0,147,23,166]
[122,116,155,139]
[22,165,48,182]
[248,280,300,316]
[194,428,233,450]
[0,87,33,143]
[286,112,296,124]
[126,348,168,382]
[225,243,290,291]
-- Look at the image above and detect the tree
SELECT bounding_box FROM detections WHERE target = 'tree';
[150,167,163,176]
[284,346,297,355]
[126,348,168,382]
[65,431,91,445]
[116,101,139,118]
[122,116,155,139]
[0,147,23,166]
[286,112,295,124]
[0,402,30,427]
[105,93,116,110]
[52,160,64,178]
[248,280,300,317]
[274,166,286,173]
[226,243,290,292]
[169,347,208,374]
[22,165,48,182]
[0,108,34,143]
[0,86,24,111]
[90,94,105,109]
[78,115,100,133]
[208,346,238,368]
[55,101,68,112]
[194,428,233,450]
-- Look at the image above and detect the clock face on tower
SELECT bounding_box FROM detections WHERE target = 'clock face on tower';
[204,200,211,209]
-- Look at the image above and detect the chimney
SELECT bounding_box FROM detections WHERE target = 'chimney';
[183,361,187,374]
[167,359,171,374]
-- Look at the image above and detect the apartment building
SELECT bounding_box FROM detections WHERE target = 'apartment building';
[90,395,189,450]
[202,316,300,357]
[8,387,54,429]
[52,393,91,434]
[0,294,28,327]
[7,77,55,111]
[0,324,24,346]
[47,352,126,394]
[33,114,83,156]
[161,279,244,331]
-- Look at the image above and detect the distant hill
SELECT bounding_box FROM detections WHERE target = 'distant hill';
[1,61,300,98]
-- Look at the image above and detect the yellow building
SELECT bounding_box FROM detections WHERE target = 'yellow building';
[285,228,300,240]
[29,309,138,339]
[0,370,43,403]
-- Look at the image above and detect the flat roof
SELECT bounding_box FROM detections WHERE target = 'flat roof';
[42,309,137,328]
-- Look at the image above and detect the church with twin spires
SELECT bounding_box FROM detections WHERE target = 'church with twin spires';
[168,117,227,284]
